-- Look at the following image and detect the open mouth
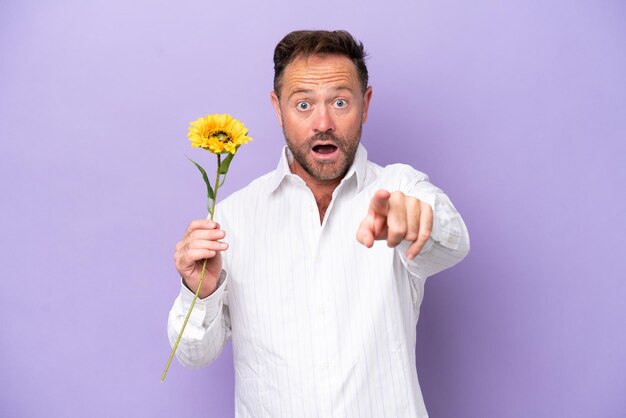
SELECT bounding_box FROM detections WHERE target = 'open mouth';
[312,144,338,154]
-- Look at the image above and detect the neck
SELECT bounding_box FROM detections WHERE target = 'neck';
[289,162,342,224]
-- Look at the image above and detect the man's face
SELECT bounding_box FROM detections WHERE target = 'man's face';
[271,54,372,182]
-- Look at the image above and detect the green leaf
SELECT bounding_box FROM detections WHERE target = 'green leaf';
[218,152,235,174]
[187,156,215,200]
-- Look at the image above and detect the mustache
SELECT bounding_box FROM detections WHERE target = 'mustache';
[307,132,341,147]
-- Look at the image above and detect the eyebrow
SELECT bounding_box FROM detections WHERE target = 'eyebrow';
[287,85,354,100]
[287,88,312,100]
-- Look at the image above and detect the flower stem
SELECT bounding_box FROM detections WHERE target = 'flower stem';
[161,258,208,382]
[210,154,221,219]
[161,153,226,382]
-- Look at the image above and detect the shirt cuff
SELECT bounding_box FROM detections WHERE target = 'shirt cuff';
[405,182,462,251]
[178,270,228,328]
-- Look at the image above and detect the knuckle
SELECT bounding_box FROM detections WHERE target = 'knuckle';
[388,221,407,236]
[389,191,404,202]
[418,230,431,242]
[387,227,405,242]
[405,231,419,241]
[387,226,401,238]
[409,199,420,212]
[174,257,184,271]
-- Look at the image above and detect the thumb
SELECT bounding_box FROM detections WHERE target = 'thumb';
[356,211,376,248]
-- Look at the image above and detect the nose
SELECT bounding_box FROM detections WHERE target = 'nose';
[312,106,335,133]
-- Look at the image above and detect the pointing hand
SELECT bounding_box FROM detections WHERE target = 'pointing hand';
[356,190,433,260]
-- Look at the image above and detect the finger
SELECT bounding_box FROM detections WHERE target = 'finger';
[188,240,229,252]
[189,228,226,241]
[176,229,227,255]
[404,197,420,242]
[187,250,218,261]
[370,190,391,239]
[185,219,220,235]
[356,213,376,248]
[368,189,391,216]
[184,249,218,263]
[176,249,217,273]
[406,202,433,259]
[386,192,407,247]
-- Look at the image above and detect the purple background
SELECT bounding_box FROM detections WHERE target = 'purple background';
[1,0,625,417]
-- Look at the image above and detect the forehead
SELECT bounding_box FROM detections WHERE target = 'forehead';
[280,54,360,96]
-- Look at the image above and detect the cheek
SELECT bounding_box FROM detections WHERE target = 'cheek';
[283,113,308,135]
[338,113,362,133]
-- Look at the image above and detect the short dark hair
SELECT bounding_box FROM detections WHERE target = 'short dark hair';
[273,30,369,97]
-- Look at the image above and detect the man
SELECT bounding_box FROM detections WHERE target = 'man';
[168,30,470,417]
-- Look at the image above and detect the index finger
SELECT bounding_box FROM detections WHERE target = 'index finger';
[369,189,391,216]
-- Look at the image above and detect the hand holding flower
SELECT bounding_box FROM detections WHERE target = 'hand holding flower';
[175,219,227,299]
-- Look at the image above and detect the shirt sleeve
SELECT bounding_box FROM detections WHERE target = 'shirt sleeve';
[396,167,471,280]
[166,269,232,368]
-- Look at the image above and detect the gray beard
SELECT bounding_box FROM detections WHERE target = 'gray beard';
[283,127,361,181]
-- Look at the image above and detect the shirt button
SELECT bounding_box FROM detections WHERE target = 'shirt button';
[319,306,326,315]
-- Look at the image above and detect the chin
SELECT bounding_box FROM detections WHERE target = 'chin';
[307,159,349,182]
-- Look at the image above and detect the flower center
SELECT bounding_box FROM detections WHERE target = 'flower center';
[209,130,233,143]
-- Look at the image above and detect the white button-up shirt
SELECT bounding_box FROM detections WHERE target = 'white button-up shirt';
[168,144,470,417]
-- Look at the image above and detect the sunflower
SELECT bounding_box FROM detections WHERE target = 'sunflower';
[188,114,252,154]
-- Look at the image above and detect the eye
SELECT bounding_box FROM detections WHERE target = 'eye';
[334,99,347,108]
[296,101,310,111]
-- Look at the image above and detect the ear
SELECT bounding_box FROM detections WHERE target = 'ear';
[361,86,373,124]
[270,91,283,128]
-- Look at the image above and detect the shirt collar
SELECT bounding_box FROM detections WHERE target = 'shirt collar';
[268,142,368,195]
